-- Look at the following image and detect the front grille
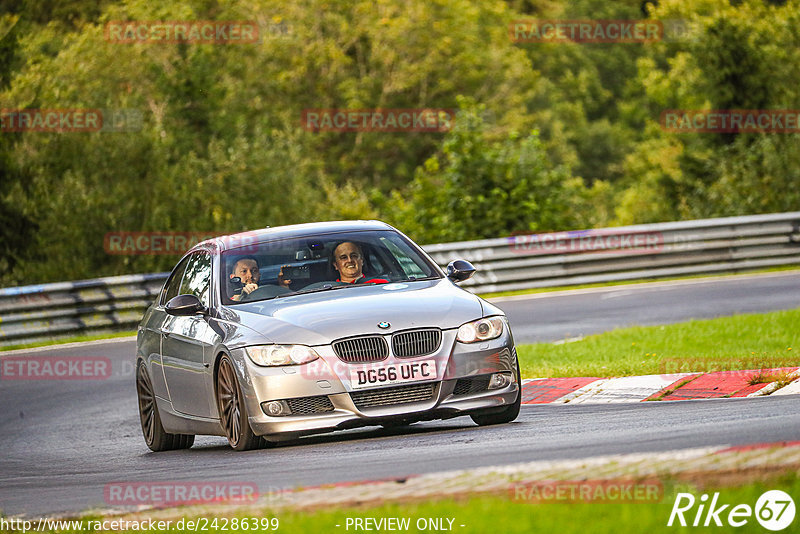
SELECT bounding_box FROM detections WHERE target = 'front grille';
[392,328,442,358]
[351,383,436,409]
[333,335,389,363]
[453,375,492,396]
[286,395,335,415]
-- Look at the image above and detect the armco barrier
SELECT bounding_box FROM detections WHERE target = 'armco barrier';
[0,274,169,347]
[1,212,799,347]
[425,211,800,293]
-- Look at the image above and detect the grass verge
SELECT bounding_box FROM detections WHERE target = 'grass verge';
[516,308,800,378]
[0,331,136,352]
[5,472,797,533]
[252,474,800,534]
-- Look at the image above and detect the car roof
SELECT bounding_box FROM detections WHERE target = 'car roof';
[192,220,396,253]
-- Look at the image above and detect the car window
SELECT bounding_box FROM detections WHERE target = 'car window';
[179,252,212,307]
[380,236,428,278]
[365,246,389,275]
[161,255,191,305]
[220,230,441,304]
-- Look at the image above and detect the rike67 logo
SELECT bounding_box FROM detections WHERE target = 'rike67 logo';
[668,490,795,531]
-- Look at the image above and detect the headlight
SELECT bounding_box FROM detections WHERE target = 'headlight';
[245,345,320,366]
[456,317,504,343]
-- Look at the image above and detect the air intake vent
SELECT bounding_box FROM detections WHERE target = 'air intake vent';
[333,335,389,363]
[392,328,442,358]
[453,375,492,396]
[351,383,436,409]
[286,395,335,415]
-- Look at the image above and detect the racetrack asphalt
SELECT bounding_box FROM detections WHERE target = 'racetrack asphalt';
[1,271,799,517]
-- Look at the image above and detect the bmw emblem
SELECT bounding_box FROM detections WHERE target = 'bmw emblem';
[377,321,391,329]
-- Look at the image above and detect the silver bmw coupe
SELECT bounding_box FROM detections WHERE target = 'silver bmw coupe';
[135,221,521,451]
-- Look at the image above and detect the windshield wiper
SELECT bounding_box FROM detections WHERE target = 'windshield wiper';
[276,281,399,298]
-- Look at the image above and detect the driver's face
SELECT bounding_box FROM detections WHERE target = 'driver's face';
[333,242,364,282]
[231,259,260,285]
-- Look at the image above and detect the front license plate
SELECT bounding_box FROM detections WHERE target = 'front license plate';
[349,360,437,389]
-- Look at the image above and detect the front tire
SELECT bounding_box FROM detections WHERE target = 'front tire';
[216,355,263,451]
[136,361,194,451]
[469,366,522,426]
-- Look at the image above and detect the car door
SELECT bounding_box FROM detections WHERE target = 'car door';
[160,251,217,418]
[144,255,191,401]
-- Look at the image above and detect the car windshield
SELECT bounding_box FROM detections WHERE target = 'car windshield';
[220,229,441,304]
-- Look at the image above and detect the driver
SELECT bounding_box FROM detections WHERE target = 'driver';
[331,242,388,284]
[229,257,291,301]
[229,257,260,301]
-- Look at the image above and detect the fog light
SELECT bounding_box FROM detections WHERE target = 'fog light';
[488,372,513,390]
[262,400,290,416]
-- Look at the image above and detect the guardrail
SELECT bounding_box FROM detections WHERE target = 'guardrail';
[426,211,800,294]
[0,274,169,348]
[2,212,799,347]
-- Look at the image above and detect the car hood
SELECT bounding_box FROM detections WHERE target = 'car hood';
[226,279,484,345]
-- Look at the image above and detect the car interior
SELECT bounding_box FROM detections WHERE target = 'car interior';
[225,237,424,302]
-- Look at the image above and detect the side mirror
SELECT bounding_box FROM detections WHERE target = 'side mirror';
[166,294,206,316]
[446,259,477,283]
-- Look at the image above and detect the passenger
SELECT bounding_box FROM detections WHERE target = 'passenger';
[331,242,388,284]
[229,257,290,301]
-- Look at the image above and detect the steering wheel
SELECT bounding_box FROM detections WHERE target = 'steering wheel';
[238,285,293,301]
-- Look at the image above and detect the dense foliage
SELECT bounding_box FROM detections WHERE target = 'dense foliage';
[1,0,798,284]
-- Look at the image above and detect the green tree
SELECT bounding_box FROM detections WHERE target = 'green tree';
[617,0,800,222]
[385,102,587,243]
[0,12,37,281]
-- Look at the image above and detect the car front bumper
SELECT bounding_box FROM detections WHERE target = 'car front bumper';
[231,328,519,438]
